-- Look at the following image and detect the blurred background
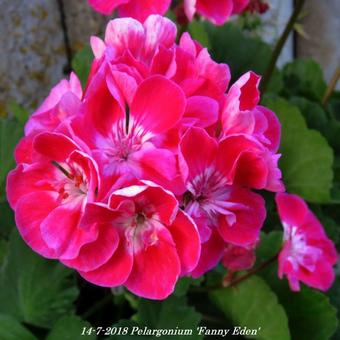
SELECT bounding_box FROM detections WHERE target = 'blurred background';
[0,0,339,115]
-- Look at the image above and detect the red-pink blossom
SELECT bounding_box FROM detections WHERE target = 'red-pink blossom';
[89,15,230,126]
[222,243,256,271]
[276,193,337,291]
[88,0,170,22]
[79,181,200,299]
[7,133,101,260]
[72,74,187,198]
[180,127,266,277]
[6,15,287,298]
[184,0,250,26]
[220,71,284,192]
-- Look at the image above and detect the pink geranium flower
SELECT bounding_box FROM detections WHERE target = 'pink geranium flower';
[276,193,337,291]
[14,73,83,165]
[88,0,171,22]
[184,0,249,26]
[220,71,284,192]
[180,127,266,277]
[89,15,230,128]
[79,181,200,299]
[73,74,186,197]
[7,133,101,261]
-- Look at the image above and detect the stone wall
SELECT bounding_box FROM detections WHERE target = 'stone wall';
[0,0,107,115]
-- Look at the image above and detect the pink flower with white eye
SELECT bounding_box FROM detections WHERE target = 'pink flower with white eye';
[88,0,170,22]
[220,71,284,193]
[179,127,266,277]
[74,74,186,197]
[78,181,201,300]
[7,132,103,262]
[276,193,337,292]
[15,73,83,165]
[222,243,256,271]
[184,0,250,26]
[89,15,230,130]
[25,72,82,136]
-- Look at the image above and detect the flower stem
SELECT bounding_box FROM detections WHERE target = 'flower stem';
[260,0,306,93]
[322,65,340,106]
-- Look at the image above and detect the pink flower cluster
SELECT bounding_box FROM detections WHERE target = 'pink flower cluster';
[7,15,337,298]
[88,0,250,25]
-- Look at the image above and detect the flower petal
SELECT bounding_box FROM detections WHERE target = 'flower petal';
[62,223,119,272]
[80,238,133,287]
[191,229,225,278]
[14,191,59,259]
[125,228,180,299]
[130,76,185,134]
[168,210,201,275]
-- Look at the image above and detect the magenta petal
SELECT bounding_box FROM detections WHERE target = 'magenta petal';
[275,192,309,227]
[217,188,266,246]
[185,96,219,128]
[168,210,201,275]
[131,146,178,182]
[222,243,256,271]
[62,223,119,272]
[14,191,59,259]
[33,132,78,162]
[180,127,218,181]
[6,163,57,209]
[88,0,129,15]
[80,238,133,287]
[83,64,125,137]
[118,1,171,23]
[40,202,97,259]
[105,17,145,55]
[196,0,233,25]
[125,228,181,299]
[184,0,197,21]
[143,15,177,60]
[232,0,250,14]
[191,229,225,278]
[130,75,186,134]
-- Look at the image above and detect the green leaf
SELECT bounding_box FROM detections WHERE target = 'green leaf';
[258,261,338,340]
[0,314,37,340]
[0,239,8,266]
[282,59,327,101]
[205,23,272,81]
[0,117,24,201]
[174,276,204,297]
[8,102,29,124]
[188,20,211,49]
[134,296,203,339]
[289,97,329,135]
[327,276,340,339]
[210,276,290,340]
[0,201,15,238]
[0,230,79,329]
[47,315,96,340]
[256,231,283,264]
[274,283,338,340]
[204,22,282,93]
[263,96,334,203]
[72,46,93,88]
